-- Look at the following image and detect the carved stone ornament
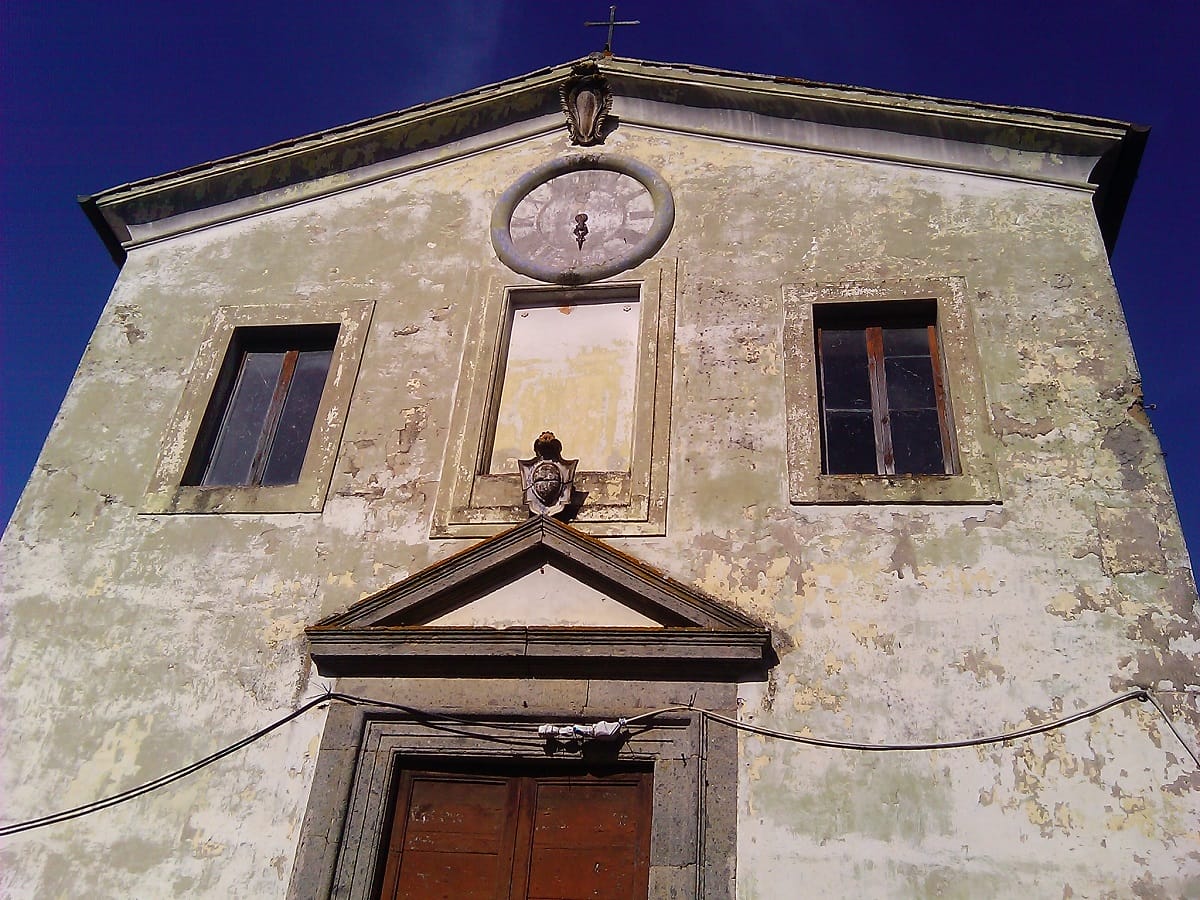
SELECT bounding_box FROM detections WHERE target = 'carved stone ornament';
[560,64,612,146]
[518,432,579,518]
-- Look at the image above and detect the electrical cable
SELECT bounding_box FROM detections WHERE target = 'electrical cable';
[317,688,541,732]
[1138,689,1200,767]
[624,691,1197,765]
[623,704,694,725]
[0,693,331,838]
[0,687,1193,839]
[0,690,538,839]
[691,688,1158,752]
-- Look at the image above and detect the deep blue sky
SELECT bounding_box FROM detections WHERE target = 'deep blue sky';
[2,2,1197,563]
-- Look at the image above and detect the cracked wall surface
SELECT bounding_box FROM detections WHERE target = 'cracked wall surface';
[2,111,1197,898]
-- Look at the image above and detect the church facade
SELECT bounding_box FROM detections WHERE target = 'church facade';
[2,57,1196,897]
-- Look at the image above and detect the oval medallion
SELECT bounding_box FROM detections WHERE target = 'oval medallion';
[531,461,564,506]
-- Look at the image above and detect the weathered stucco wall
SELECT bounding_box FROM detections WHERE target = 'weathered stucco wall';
[2,113,1196,899]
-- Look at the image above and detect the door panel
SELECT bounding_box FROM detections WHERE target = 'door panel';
[376,765,651,900]
[378,774,516,900]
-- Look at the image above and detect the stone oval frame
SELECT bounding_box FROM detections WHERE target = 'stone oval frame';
[491,154,675,285]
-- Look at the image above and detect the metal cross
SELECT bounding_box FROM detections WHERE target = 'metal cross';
[585,5,640,54]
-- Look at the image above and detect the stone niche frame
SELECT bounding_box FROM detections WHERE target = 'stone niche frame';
[290,516,771,899]
[433,259,676,538]
[783,277,1000,504]
[143,299,373,514]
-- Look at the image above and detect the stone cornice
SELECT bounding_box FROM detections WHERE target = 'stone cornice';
[306,626,772,678]
[81,55,1147,262]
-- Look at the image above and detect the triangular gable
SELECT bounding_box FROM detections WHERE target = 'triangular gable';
[306,515,773,678]
[83,57,1145,264]
[425,567,664,628]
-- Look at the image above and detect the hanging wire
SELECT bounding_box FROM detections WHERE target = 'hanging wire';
[0,686,1194,839]
[695,689,1165,752]
[1138,689,1200,767]
[0,690,540,839]
[0,694,331,838]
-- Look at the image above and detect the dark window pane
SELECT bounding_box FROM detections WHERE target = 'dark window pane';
[882,327,931,356]
[261,350,333,485]
[890,409,945,474]
[202,351,284,486]
[819,329,872,410]
[823,410,878,474]
[885,355,936,409]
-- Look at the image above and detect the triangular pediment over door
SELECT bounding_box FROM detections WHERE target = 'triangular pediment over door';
[306,515,773,678]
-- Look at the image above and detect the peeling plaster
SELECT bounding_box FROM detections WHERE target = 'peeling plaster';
[2,106,1196,899]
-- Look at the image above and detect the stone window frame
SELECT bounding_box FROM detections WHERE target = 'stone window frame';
[183,324,339,489]
[286,681,737,900]
[783,277,999,504]
[143,299,373,514]
[433,259,676,538]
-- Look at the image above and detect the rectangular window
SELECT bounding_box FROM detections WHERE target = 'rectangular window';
[816,302,955,476]
[376,763,652,900]
[487,290,641,475]
[183,324,338,487]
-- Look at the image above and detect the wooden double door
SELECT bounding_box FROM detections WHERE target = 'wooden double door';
[376,762,653,899]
